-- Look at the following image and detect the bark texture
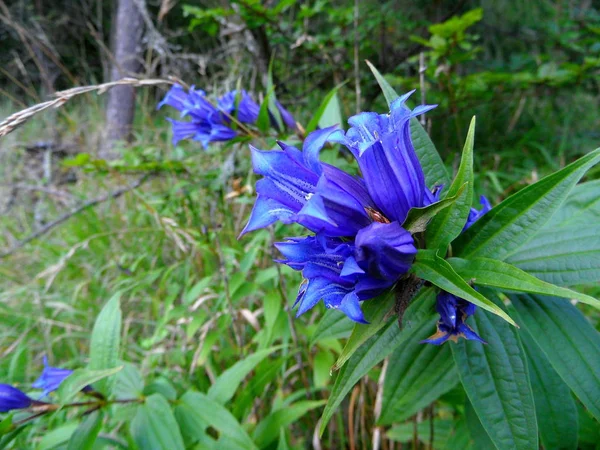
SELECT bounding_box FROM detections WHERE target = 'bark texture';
[100,0,144,160]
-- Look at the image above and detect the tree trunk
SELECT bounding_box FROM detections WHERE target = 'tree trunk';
[99,0,144,160]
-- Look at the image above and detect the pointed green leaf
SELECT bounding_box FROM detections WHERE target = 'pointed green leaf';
[253,400,326,448]
[454,147,600,260]
[257,88,275,133]
[58,366,123,405]
[411,250,517,326]
[333,291,395,371]
[426,117,475,252]
[319,291,437,435]
[509,294,600,421]
[311,309,354,345]
[132,394,185,450]
[89,293,122,394]
[520,330,578,450]
[448,257,600,309]
[451,304,538,450]
[306,82,346,134]
[208,346,282,404]
[266,58,283,131]
[67,411,103,450]
[379,328,458,425]
[366,60,449,189]
[176,391,257,450]
[403,183,466,234]
[318,91,342,129]
[464,399,495,450]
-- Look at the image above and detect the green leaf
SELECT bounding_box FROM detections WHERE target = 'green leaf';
[520,330,578,450]
[208,346,281,404]
[131,394,185,450]
[451,304,538,450]
[333,291,395,371]
[67,411,103,450]
[252,400,326,448]
[305,82,346,134]
[176,391,257,450]
[37,423,79,450]
[313,349,335,388]
[404,183,466,233]
[464,398,495,449]
[58,366,123,405]
[509,294,600,421]
[426,117,475,251]
[311,309,354,345]
[266,58,283,131]
[411,250,517,326]
[386,420,453,448]
[379,328,458,425]
[319,292,437,435]
[365,60,450,189]
[257,87,275,133]
[318,91,342,129]
[448,257,600,309]
[454,147,600,260]
[506,180,600,286]
[89,293,122,394]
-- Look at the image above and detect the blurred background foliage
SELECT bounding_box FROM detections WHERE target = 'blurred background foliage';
[0,0,599,448]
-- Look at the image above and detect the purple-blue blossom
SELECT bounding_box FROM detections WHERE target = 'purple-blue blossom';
[242,92,438,322]
[32,356,74,397]
[0,384,32,413]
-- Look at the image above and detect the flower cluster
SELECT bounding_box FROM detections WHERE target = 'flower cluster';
[242,91,439,323]
[0,357,78,413]
[158,85,296,148]
[423,196,491,344]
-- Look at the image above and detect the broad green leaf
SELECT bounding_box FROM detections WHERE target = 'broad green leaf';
[113,363,144,399]
[131,394,185,450]
[58,366,123,405]
[89,293,122,394]
[403,183,466,234]
[509,294,600,421]
[366,59,450,189]
[252,400,326,448]
[67,411,103,450]
[333,291,395,371]
[520,330,578,450]
[411,250,516,326]
[506,181,600,286]
[176,391,257,450]
[577,403,600,447]
[464,399,495,449]
[444,418,474,450]
[426,117,475,252]
[208,346,281,404]
[319,292,437,435]
[37,423,79,450]
[318,91,342,129]
[311,309,354,345]
[379,327,458,425]
[313,349,335,388]
[306,83,346,134]
[448,257,600,309]
[451,303,538,450]
[454,147,600,260]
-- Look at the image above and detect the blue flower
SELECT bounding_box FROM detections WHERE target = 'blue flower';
[242,93,437,322]
[463,195,492,231]
[32,356,73,397]
[217,90,260,124]
[272,101,297,130]
[421,292,486,345]
[0,384,32,412]
[424,195,493,344]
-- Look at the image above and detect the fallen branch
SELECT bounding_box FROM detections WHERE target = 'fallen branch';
[0,174,152,259]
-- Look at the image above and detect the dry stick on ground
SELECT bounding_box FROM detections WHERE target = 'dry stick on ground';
[0,78,177,138]
[0,174,153,259]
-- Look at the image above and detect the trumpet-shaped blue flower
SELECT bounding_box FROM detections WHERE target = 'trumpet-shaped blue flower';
[32,356,74,397]
[0,384,32,412]
[424,195,492,344]
[242,92,437,322]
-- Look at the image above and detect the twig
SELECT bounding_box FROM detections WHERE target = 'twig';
[372,358,389,450]
[0,174,152,259]
[419,52,427,126]
[0,78,177,138]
